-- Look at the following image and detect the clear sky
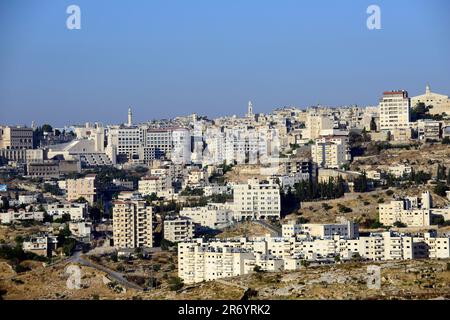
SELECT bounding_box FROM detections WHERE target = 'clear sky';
[1,0,449,127]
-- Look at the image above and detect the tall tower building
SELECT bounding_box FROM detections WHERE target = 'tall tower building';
[127,107,133,127]
[246,101,254,118]
[379,90,410,131]
[113,194,154,249]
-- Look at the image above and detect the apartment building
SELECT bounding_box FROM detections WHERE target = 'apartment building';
[67,174,98,205]
[178,231,450,283]
[203,185,231,197]
[311,141,350,169]
[282,220,359,239]
[379,192,433,227]
[112,193,154,249]
[232,178,281,220]
[417,119,442,141]
[22,234,58,258]
[45,202,88,221]
[145,128,174,161]
[163,217,195,242]
[138,175,172,198]
[272,172,310,190]
[304,112,334,140]
[379,90,411,131]
[179,203,232,229]
[171,128,191,165]
[178,241,255,284]
[277,158,316,179]
[0,209,44,224]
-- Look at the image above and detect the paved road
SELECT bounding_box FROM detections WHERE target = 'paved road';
[254,220,282,237]
[63,250,144,291]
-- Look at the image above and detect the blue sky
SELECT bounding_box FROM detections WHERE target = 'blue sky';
[0,0,449,127]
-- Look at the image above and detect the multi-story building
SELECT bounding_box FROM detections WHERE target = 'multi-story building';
[282,220,359,239]
[179,203,232,229]
[22,234,58,258]
[112,193,154,249]
[0,209,44,224]
[417,119,442,141]
[138,175,173,198]
[303,112,334,141]
[45,202,88,221]
[311,141,350,169]
[278,158,316,180]
[0,126,34,150]
[178,231,450,283]
[26,160,81,179]
[379,90,411,131]
[67,174,98,205]
[107,125,143,163]
[232,178,281,220]
[379,192,433,227]
[163,217,195,242]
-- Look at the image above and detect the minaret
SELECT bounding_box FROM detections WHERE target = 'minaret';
[426,83,431,95]
[247,101,253,117]
[127,107,133,126]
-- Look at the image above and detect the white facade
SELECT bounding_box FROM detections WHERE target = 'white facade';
[178,231,450,284]
[46,202,88,221]
[379,192,437,227]
[232,178,281,220]
[282,221,359,239]
[179,204,232,229]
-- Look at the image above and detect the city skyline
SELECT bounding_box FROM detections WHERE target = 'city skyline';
[1,0,450,126]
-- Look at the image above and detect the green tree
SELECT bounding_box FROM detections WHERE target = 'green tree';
[433,182,449,197]
[42,124,53,133]
[168,277,184,291]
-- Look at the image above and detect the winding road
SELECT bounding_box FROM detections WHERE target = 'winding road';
[61,250,144,291]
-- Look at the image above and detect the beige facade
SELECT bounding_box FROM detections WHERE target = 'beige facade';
[138,175,172,198]
[112,194,154,249]
[379,90,411,131]
[0,126,34,150]
[67,174,98,205]
[411,84,450,115]
[304,112,333,140]
[164,218,195,242]
[417,119,442,141]
[379,192,433,227]
[311,141,349,169]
